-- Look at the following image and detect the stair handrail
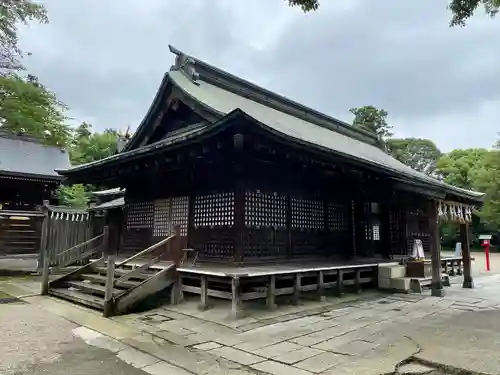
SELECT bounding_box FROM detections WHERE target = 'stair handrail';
[115,233,176,268]
[55,233,104,259]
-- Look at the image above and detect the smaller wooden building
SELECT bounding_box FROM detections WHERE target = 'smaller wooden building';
[0,132,71,255]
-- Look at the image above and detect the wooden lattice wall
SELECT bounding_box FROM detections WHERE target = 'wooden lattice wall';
[191,192,235,259]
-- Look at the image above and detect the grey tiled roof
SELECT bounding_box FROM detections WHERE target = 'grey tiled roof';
[0,133,70,180]
[168,70,484,201]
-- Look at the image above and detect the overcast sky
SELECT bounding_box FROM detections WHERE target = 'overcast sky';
[18,0,500,152]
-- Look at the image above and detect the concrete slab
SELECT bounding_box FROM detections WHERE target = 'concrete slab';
[192,341,223,351]
[117,347,161,368]
[142,361,193,375]
[252,360,313,375]
[294,352,345,373]
[272,347,324,365]
[208,346,266,366]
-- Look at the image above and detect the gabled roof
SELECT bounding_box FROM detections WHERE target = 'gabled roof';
[57,46,484,204]
[0,132,70,181]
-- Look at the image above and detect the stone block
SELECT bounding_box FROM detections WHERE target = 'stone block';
[378,277,391,289]
[378,265,406,278]
[294,351,344,373]
[390,277,412,291]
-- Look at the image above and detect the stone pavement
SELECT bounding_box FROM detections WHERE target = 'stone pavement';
[2,272,500,374]
[113,273,500,375]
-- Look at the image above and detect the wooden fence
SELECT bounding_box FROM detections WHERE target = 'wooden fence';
[40,205,96,268]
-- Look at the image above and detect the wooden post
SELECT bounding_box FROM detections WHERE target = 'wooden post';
[170,224,183,305]
[335,270,344,296]
[266,275,278,310]
[354,269,362,294]
[198,275,209,311]
[317,271,326,301]
[234,183,245,263]
[429,200,444,297]
[103,254,116,317]
[293,272,301,305]
[39,204,50,295]
[101,225,110,256]
[230,276,243,319]
[460,223,474,289]
[37,202,50,275]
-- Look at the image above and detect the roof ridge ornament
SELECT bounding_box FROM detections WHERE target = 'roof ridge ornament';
[169,45,199,85]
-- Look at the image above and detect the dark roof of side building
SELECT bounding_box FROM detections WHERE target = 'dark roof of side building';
[0,132,71,181]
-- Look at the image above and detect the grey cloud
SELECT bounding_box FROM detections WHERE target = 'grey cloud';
[18,0,500,151]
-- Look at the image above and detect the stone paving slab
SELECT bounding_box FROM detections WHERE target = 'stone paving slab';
[272,346,325,365]
[294,351,345,373]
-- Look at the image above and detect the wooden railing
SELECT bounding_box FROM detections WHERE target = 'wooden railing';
[102,225,181,316]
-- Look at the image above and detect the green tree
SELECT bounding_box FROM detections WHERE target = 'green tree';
[0,74,71,146]
[388,138,442,175]
[0,0,48,72]
[69,123,118,165]
[350,106,393,151]
[435,148,490,189]
[55,184,89,208]
[285,0,500,27]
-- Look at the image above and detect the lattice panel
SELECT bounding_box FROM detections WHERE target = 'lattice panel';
[153,199,170,237]
[291,197,324,230]
[372,223,381,241]
[204,241,234,258]
[193,192,234,228]
[171,196,189,236]
[244,229,287,258]
[127,201,154,229]
[327,202,349,231]
[245,191,287,229]
[389,206,409,255]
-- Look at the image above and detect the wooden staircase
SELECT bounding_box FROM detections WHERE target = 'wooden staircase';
[42,226,182,316]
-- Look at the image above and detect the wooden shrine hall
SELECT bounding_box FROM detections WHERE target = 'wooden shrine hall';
[0,132,70,256]
[49,45,484,316]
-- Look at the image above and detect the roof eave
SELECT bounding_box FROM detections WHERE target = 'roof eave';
[0,170,64,182]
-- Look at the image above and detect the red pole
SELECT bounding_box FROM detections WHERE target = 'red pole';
[483,240,491,272]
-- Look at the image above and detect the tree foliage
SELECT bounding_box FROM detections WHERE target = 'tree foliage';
[0,74,71,146]
[285,0,500,26]
[69,122,118,165]
[388,138,442,175]
[0,0,48,73]
[350,106,393,141]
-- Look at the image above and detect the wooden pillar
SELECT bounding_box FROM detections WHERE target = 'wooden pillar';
[335,270,344,296]
[429,200,444,297]
[234,183,245,263]
[293,272,301,305]
[230,276,243,319]
[103,254,116,317]
[233,133,245,263]
[170,225,183,304]
[460,222,474,289]
[266,275,278,310]
[316,271,326,301]
[381,201,392,260]
[198,275,209,311]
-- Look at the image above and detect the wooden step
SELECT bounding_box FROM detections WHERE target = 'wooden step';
[81,273,141,289]
[65,280,124,296]
[48,288,105,310]
[93,267,153,280]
